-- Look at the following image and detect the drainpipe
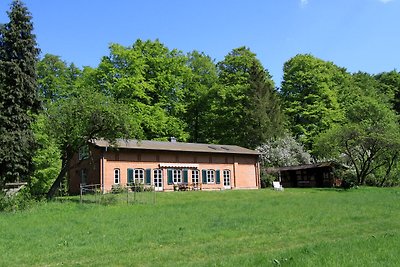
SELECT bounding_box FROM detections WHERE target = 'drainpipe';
[256,155,261,188]
[256,161,261,188]
[101,146,107,194]
[233,155,237,188]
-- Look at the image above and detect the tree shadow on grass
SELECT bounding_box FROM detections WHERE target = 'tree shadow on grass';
[53,195,117,205]
[313,187,357,193]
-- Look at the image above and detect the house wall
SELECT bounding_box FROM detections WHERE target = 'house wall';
[68,146,260,194]
[67,147,102,194]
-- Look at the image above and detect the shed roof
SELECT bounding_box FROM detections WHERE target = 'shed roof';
[268,162,342,172]
[92,139,260,155]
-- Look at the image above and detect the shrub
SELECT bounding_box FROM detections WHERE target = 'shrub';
[0,189,37,212]
[111,184,125,194]
[260,173,278,188]
[338,169,357,189]
[100,194,118,205]
[143,186,154,192]
[130,183,145,192]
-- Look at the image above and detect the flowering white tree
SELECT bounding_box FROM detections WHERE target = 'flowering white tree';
[257,134,311,167]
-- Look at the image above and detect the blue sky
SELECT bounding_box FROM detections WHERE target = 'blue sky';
[1,0,399,85]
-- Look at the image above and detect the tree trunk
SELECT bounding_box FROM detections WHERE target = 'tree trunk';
[380,153,398,187]
[46,158,69,199]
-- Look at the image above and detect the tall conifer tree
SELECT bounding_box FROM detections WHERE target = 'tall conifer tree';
[244,62,283,148]
[0,0,40,188]
[211,47,283,148]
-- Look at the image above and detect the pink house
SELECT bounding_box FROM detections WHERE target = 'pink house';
[68,139,261,194]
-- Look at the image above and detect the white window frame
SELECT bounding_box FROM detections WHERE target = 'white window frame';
[172,169,182,184]
[114,168,120,184]
[207,169,215,184]
[153,169,162,186]
[154,169,162,180]
[78,145,89,161]
[134,169,145,184]
[192,169,199,184]
[223,169,230,185]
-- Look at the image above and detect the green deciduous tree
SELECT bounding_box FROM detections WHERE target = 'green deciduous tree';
[0,0,40,188]
[94,40,190,141]
[375,70,400,114]
[183,51,218,143]
[281,54,347,153]
[30,55,81,197]
[46,87,140,198]
[30,113,61,197]
[37,53,80,103]
[35,54,143,198]
[315,96,400,185]
[345,72,391,105]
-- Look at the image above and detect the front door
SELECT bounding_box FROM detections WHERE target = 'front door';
[153,169,163,191]
[223,170,231,189]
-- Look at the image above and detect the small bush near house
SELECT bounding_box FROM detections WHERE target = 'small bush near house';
[0,189,37,212]
[335,168,357,189]
[111,184,125,194]
[143,186,154,192]
[129,183,150,192]
[260,172,278,188]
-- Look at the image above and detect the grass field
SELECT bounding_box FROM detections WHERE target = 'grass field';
[1,187,400,266]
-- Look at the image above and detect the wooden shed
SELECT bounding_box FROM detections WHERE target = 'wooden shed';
[271,162,343,188]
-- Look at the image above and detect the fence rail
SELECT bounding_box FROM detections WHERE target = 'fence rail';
[79,183,156,205]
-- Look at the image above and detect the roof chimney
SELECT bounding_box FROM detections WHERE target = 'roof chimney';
[170,137,177,143]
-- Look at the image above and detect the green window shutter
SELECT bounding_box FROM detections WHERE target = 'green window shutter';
[216,170,221,184]
[127,168,134,184]
[183,169,188,183]
[145,168,151,185]
[167,169,173,185]
[202,169,207,184]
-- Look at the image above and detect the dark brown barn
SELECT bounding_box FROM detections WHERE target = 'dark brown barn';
[271,162,343,188]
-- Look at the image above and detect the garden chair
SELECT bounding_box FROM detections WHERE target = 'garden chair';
[272,181,284,191]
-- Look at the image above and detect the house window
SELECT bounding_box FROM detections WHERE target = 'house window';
[192,170,199,184]
[78,145,89,160]
[154,169,162,180]
[153,169,162,188]
[223,170,231,186]
[80,169,87,185]
[134,169,145,184]
[206,169,215,184]
[114,169,120,184]
[172,169,182,184]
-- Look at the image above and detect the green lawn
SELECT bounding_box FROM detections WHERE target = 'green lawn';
[1,187,400,266]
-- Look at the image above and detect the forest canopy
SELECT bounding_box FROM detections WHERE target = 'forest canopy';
[1,0,400,198]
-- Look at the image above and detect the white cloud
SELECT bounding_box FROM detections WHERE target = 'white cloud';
[300,0,309,7]
[379,0,394,3]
